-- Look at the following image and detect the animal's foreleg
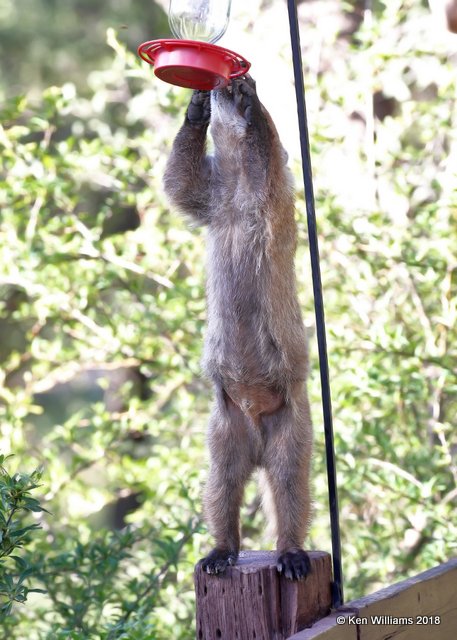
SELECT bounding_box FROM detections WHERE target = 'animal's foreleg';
[163,90,213,223]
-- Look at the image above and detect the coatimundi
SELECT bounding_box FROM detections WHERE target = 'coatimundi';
[164,76,313,580]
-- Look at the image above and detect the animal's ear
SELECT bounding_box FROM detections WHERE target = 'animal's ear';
[281,145,289,164]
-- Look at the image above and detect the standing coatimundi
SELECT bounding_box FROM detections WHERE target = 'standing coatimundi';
[163,76,313,580]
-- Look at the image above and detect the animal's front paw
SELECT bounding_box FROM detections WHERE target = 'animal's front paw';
[186,90,211,127]
[200,548,238,575]
[277,549,311,581]
[232,75,261,126]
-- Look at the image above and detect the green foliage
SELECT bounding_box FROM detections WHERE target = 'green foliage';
[0,1,456,638]
[0,456,47,617]
[0,0,169,100]
[1,30,204,640]
[24,523,199,639]
[303,0,457,595]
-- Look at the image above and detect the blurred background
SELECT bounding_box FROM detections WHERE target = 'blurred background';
[0,1,456,638]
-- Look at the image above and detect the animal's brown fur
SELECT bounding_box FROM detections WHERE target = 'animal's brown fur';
[163,77,313,580]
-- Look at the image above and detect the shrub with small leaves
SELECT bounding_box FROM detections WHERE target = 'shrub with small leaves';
[0,455,47,617]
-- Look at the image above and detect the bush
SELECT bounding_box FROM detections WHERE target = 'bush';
[0,456,46,617]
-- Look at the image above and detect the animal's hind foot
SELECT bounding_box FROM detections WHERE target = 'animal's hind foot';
[199,548,238,575]
[277,549,311,581]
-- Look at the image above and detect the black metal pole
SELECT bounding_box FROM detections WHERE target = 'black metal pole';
[286,0,344,608]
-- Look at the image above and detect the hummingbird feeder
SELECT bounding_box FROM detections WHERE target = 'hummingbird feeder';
[137,0,251,91]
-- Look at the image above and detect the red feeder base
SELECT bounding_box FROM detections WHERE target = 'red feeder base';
[137,39,251,91]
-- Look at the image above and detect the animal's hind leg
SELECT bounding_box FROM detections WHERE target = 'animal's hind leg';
[200,389,255,574]
[262,391,313,580]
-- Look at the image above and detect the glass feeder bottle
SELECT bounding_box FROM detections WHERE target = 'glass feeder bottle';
[168,0,232,43]
[138,0,248,90]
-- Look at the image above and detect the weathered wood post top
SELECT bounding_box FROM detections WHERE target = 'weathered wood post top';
[195,550,332,640]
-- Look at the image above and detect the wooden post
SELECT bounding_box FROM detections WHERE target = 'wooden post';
[194,550,332,640]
